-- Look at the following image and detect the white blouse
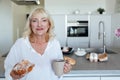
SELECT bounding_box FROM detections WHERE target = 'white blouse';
[4,37,63,80]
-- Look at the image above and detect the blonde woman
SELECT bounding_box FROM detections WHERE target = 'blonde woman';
[4,8,72,80]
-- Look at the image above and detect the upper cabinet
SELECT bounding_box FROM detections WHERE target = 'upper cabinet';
[66,15,89,48]
[52,14,90,48]
[52,14,113,48]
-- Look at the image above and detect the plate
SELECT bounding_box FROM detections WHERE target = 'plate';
[74,51,86,56]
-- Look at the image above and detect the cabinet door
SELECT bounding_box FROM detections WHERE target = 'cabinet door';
[52,14,67,47]
[67,15,89,48]
[101,77,120,80]
[0,78,5,80]
[90,15,111,48]
[63,76,100,80]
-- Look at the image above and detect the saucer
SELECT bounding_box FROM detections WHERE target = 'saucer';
[74,51,86,56]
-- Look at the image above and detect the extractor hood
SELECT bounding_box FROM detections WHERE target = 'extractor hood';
[11,0,40,5]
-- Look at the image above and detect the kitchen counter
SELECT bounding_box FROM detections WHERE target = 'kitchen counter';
[0,48,120,78]
[0,57,5,78]
[63,48,120,77]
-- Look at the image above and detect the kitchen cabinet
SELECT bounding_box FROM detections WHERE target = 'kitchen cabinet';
[52,14,112,48]
[67,14,88,21]
[101,77,120,80]
[0,78,5,80]
[66,15,89,48]
[67,37,89,48]
[89,15,111,48]
[63,76,100,80]
[62,76,120,80]
[51,14,67,47]
[52,14,89,48]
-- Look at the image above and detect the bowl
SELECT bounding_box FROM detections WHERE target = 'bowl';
[61,47,74,55]
[74,50,86,56]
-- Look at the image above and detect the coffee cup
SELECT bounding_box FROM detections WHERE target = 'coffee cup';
[52,59,65,77]
[62,47,69,52]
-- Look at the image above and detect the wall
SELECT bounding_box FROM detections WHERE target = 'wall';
[0,0,44,55]
[12,2,27,42]
[115,0,120,13]
[106,0,116,14]
[45,0,106,14]
[11,3,39,42]
[12,3,44,42]
[0,0,13,54]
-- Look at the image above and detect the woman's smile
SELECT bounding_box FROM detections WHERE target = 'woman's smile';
[36,28,44,31]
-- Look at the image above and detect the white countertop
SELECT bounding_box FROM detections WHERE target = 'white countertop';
[64,70,120,77]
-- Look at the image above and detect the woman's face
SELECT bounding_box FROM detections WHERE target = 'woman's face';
[30,13,50,36]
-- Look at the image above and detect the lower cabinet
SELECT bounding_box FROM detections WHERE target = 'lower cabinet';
[0,78,5,80]
[62,76,120,80]
[101,77,120,80]
[62,76,100,80]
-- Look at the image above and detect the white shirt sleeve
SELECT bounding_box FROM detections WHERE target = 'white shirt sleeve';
[4,39,21,80]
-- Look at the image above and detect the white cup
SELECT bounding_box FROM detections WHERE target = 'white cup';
[52,59,65,77]
[62,47,69,52]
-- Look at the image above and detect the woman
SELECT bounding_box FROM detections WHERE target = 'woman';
[4,8,72,80]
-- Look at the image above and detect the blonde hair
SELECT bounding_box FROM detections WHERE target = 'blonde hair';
[23,7,55,40]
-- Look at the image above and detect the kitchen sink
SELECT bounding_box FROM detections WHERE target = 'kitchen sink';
[85,48,117,54]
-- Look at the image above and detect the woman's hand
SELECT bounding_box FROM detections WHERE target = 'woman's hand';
[63,62,72,74]
[10,69,25,79]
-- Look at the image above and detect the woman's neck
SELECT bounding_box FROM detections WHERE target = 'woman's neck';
[30,34,49,44]
[35,35,46,43]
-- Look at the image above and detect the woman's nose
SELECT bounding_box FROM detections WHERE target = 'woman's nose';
[38,21,42,27]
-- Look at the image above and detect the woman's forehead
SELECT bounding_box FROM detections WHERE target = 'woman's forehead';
[32,12,48,18]
[31,15,47,19]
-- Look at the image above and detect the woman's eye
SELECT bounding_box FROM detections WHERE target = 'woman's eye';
[42,19,48,22]
[31,19,38,22]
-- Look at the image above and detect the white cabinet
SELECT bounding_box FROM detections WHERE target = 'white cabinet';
[67,15,89,48]
[0,78,5,80]
[67,37,89,48]
[52,14,112,48]
[101,77,120,80]
[63,76,100,80]
[67,14,88,21]
[62,76,120,80]
[52,14,67,47]
[89,15,111,48]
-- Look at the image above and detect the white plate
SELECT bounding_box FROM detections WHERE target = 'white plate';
[74,51,86,56]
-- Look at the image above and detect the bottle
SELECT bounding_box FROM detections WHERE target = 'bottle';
[70,28,74,36]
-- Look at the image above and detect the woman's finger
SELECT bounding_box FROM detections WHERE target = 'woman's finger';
[64,62,72,73]
[10,70,25,79]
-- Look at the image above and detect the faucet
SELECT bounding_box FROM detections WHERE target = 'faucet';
[98,21,106,53]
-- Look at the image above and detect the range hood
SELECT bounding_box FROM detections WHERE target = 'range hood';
[11,0,40,5]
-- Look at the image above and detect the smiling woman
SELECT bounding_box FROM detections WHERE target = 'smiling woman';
[4,7,72,80]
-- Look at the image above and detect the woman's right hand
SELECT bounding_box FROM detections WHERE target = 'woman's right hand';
[10,69,25,79]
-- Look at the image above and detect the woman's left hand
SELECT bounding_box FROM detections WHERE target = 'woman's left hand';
[63,62,72,74]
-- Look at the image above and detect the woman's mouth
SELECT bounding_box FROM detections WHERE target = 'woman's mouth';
[36,28,44,30]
